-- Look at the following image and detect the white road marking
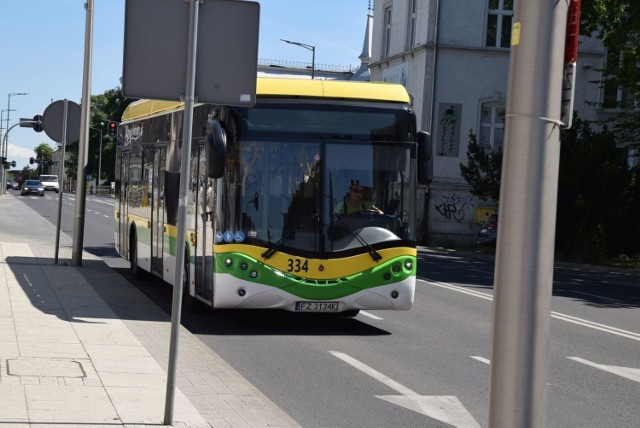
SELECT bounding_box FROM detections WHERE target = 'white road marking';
[424,279,493,301]
[360,310,383,320]
[562,290,619,303]
[471,356,490,365]
[423,280,640,342]
[330,351,480,427]
[550,312,640,342]
[568,357,640,383]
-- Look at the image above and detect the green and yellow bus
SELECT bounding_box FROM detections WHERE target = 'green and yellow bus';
[115,77,432,315]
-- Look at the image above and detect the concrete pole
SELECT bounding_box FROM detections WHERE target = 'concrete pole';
[488,0,568,426]
[72,0,94,266]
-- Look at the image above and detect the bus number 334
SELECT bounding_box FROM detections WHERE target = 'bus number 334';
[288,258,309,273]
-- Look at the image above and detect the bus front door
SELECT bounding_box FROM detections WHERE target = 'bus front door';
[151,148,166,277]
[118,151,130,258]
[195,145,214,303]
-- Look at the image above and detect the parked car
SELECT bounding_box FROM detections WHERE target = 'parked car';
[21,180,45,196]
[477,214,498,246]
[6,179,20,190]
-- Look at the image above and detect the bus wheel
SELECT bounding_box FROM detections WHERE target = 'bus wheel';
[129,231,145,280]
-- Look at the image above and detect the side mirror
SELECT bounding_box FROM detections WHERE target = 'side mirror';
[206,120,227,179]
[417,131,433,185]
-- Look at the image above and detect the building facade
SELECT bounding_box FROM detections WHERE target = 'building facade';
[369,0,614,247]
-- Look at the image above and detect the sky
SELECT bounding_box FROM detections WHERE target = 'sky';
[0,0,371,170]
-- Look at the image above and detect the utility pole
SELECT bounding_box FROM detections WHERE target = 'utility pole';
[72,0,94,266]
[488,0,570,426]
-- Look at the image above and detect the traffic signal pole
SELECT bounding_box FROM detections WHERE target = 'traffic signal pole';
[488,1,569,426]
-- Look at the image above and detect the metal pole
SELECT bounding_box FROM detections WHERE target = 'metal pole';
[98,128,102,194]
[3,93,28,196]
[311,46,315,79]
[164,0,199,424]
[54,100,68,264]
[488,1,568,427]
[72,0,94,266]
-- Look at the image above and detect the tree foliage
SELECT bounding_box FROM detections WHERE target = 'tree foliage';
[581,0,640,99]
[459,119,640,262]
[556,117,638,261]
[580,0,640,144]
[459,130,503,204]
[32,142,55,175]
[63,88,134,184]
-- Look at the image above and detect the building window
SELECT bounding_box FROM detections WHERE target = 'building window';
[479,103,505,151]
[486,0,514,49]
[406,0,417,50]
[383,5,392,58]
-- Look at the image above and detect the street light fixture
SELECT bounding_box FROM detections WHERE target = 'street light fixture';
[2,92,29,195]
[280,39,316,79]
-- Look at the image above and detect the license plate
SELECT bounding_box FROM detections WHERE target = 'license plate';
[295,301,339,312]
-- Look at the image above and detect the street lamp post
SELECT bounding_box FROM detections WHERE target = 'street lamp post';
[3,92,28,195]
[280,39,316,79]
[90,124,103,195]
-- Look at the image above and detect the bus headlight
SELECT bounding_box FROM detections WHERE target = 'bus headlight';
[225,258,233,267]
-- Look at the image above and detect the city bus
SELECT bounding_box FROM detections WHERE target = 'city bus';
[114,77,432,315]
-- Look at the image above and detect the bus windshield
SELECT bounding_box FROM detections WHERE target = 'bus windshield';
[216,102,417,257]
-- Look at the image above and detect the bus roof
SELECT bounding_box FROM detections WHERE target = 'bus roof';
[121,78,411,122]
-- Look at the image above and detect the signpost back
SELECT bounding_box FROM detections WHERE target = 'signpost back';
[122,0,259,106]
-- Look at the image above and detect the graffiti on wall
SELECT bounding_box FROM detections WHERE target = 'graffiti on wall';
[434,192,475,222]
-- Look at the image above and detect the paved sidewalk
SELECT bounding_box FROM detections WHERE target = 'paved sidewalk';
[0,193,298,427]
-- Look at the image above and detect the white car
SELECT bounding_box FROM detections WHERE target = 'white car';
[39,175,59,193]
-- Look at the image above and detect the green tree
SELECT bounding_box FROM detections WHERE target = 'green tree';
[581,1,640,144]
[581,0,640,100]
[556,117,635,262]
[33,143,55,175]
[458,130,503,204]
[64,87,134,184]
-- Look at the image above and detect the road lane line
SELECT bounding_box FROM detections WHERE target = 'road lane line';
[422,279,640,342]
[423,280,493,301]
[568,357,640,383]
[470,356,490,365]
[551,312,640,342]
[360,310,383,320]
[330,351,417,395]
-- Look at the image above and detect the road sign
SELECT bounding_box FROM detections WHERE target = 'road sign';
[42,100,81,143]
[122,0,259,106]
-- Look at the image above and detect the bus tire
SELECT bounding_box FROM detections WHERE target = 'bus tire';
[129,229,145,280]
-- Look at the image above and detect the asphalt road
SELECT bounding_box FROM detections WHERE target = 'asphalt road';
[17,189,640,427]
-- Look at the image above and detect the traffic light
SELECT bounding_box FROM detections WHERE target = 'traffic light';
[47,159,52,166]
[108,121,118,138]
[30,157,35,165]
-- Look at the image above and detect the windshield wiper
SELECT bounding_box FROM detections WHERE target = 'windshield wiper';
[261,212,319,259]
[332,213,382,262]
